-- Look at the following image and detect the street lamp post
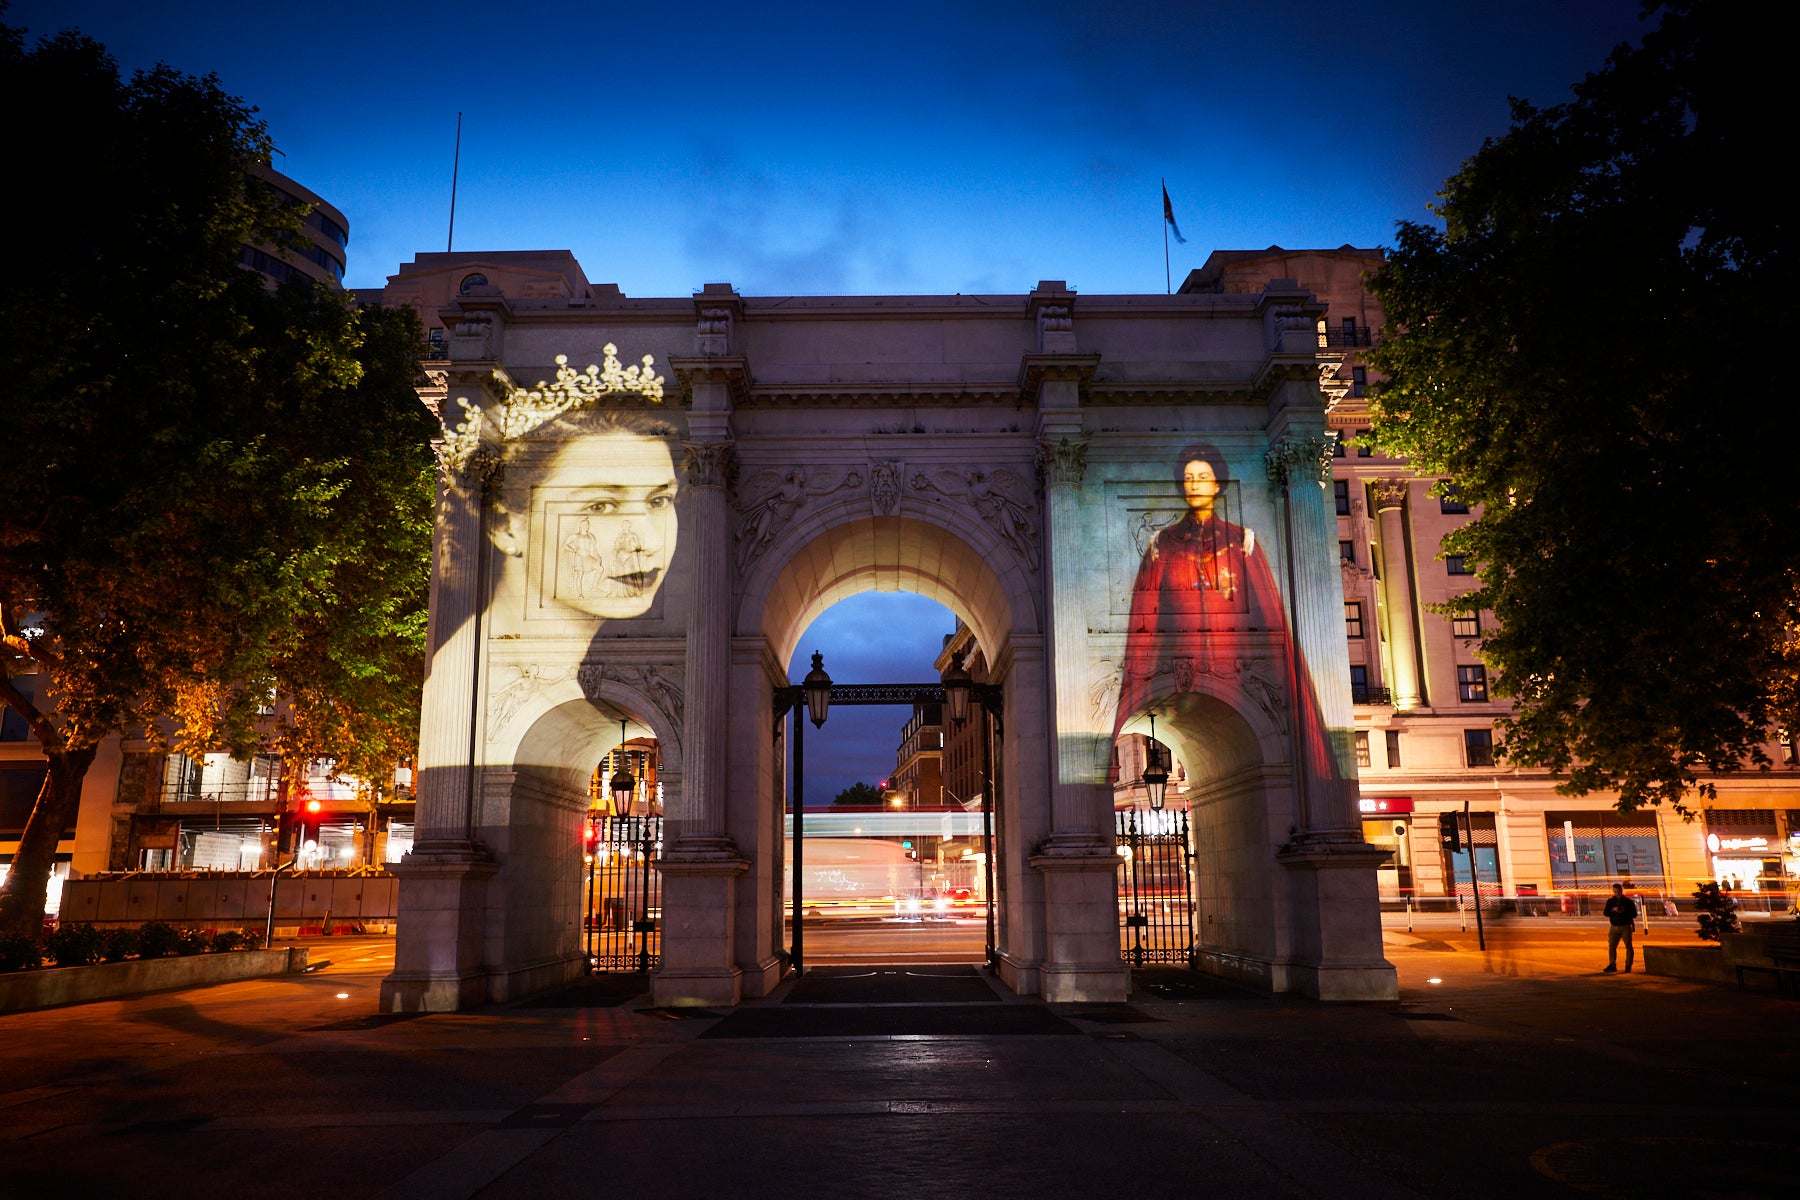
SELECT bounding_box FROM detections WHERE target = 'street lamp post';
[610,718,635,817]
[1141,711,1171,813]
[775,652,832,976]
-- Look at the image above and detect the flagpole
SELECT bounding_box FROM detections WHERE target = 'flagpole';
[1162,178,1171,294]
[447,112,463,253]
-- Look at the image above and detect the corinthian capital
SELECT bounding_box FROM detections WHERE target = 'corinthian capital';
[1264,433,1334,488]
[1370,478,1410,511]
[682,441,737,490]
[1035,436,1088,488]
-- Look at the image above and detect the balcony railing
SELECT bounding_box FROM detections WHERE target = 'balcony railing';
[1351,684,1392,706]
[1320,326,1375,349]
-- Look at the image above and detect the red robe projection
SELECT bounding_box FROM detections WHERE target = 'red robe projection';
[1116,510,1341,791]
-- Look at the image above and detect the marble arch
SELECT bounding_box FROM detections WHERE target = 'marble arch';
[381,274,1397,1011]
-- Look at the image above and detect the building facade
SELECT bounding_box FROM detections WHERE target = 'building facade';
[1172,247,1800,911]
[378,257,1396,1011]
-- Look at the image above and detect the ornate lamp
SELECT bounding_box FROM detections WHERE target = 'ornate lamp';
[1142,712,1171,812]
[802,651,832,728]
[941,650,973,724]
[609,718,635,815]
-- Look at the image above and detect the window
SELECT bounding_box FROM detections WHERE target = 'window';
[1340,540,1355,563]
[1445,554,1475,576]
[1349,665,1368,692]
[1354,731,1371,768]
[1355,428,1373,458]
[1351,366,1367,398]
[1334,479,1351,514]
[1465,729,1496,768]
[1344,602,1364,638]
[1332,435,1347,458]
[1439,484,1469,514]
[459,272,489,295]
[426,327,447,357]
[0,675,34,741]
[1385,729,1402,769]
[1452,611,1481,638]
[1457,665,1489,702]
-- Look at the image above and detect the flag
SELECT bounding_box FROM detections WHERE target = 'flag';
[1162,182,1186,244]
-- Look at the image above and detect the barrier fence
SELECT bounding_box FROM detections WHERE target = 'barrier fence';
[58,870,397,930]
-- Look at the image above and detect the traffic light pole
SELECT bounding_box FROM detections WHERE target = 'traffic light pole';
[1465,800,1486,951]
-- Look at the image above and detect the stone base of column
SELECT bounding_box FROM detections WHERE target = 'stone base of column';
[1030,844,1128,1003]
[651,847,749,1008]
[380,844,498,1013]
[1277,833,1399,1001]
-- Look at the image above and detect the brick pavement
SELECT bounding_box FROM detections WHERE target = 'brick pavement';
[0,929,1793,1199]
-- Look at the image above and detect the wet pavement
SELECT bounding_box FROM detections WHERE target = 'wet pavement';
[0,923,1794,1199]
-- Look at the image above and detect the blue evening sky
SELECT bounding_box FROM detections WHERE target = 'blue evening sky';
[10,0,1654,797]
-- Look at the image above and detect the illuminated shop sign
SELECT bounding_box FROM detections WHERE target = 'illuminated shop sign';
[1706,834,1769,853]
[1358,798,1413,814]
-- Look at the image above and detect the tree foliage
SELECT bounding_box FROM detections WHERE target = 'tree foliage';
[1369,1,1796,811]
[833,782,885,807]
[0,25,436,934]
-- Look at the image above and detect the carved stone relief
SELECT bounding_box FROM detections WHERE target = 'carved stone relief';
[869,459,903,517]
[732,466,864,574]
[909,466,1040,571]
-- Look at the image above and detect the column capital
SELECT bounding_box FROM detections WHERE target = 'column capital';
[1370,477,1410,511]
[1264,433,1334,488]
[1035,435,1089,488]
[682,440,737,491]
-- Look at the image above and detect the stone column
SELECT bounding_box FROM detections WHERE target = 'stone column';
[381,451,498,1012]
[652,435,748,1008]
[1370,479,1422,710]
[1029,433,1127,1003]
[1266,433,1360,835]
[1267,443,1398,1003]
[671,440,736,848]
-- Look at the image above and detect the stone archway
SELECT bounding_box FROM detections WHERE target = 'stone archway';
[716,506,1060,1001]
[383,276,1397,1011]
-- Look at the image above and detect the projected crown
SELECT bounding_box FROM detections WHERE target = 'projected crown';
[439,346,666,472]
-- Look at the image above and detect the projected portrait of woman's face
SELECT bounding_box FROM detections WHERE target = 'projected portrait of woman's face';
[545,432,679,619]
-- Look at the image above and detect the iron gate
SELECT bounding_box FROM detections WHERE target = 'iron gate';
[586,814,661,971]
[1116,809,1196,966]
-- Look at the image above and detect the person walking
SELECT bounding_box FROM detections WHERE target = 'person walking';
[1603,883,1638,973]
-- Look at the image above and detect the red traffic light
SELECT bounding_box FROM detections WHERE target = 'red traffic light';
[306,798,322,813]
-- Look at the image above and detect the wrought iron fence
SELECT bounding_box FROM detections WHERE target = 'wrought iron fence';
[1116,809,1196,966]
[587,814,662,972]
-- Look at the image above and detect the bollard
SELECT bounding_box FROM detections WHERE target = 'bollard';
[1459,892,1467,932]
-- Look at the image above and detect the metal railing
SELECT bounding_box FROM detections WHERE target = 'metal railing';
[1320,326,1374,348]
[1351,684,1392,706]
[587,815,662,972]
[1116,809,1196,966]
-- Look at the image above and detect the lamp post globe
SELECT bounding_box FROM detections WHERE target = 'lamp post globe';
[941,651,973,724]
[610,718,635,815]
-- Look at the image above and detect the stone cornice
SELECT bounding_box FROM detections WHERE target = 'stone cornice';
[1016,353,1101,407]
[667,356,752,408]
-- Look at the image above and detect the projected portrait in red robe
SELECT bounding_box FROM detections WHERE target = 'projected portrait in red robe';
[1116,445,1338,788]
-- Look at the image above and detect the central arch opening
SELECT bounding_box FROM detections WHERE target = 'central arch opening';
[783,592,989,967]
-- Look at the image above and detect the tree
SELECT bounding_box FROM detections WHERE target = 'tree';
[833,782,884,807]
[0,26,437,936]
[1368,1,1797,812]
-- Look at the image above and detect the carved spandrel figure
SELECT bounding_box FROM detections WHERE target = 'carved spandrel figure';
[734,469,808,573]
[964,469,1038,569]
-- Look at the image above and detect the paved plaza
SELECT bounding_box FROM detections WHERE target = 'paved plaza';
[1,919,1794,1199]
